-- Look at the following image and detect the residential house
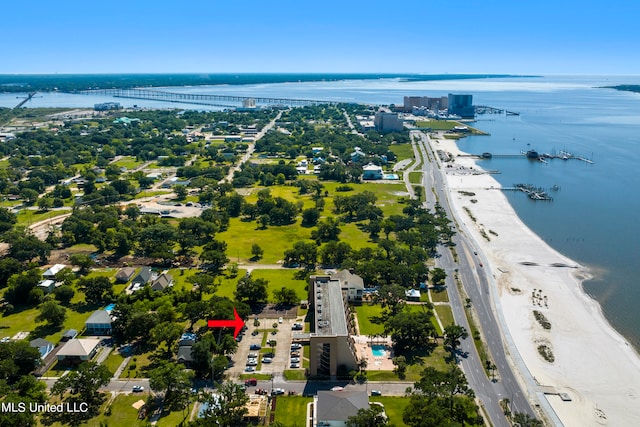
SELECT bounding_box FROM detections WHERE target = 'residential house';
[85,310,112,335]
[115,267,136,283]
[177,345,193,366]
[37,280,56,294]
[362,163,383,180]
[130,267,152,289]
[313,391,370,427]
[42,264,66,280]
[179,332,197,347]
[61,329,78,342]
[405,289,421,302]
[30,338,54,359]
[57,338,101,364]
[151,272,173,292]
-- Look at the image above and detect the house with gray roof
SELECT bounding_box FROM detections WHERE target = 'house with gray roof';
[131,267,153,287]
[30,338,54,359]
[85,310,112,335]
[115,267,136,283]
[313,391,370,426]
[151,272,173,291]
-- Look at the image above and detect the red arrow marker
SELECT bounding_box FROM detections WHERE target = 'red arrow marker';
[207,308,244,338]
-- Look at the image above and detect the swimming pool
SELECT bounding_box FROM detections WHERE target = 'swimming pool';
[104,303,116,313]
[371,345,386,357]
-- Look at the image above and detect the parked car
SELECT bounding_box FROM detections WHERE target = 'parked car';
[245,378,257,386]
[246,359,258,366]
[262,357,273,363]
[250,344,262,350]
[278,317,283,323]
[290,357,300,363]
[292,323,303,330]
[263,352,275,358]
[271,388,285,395]
[244,366,256,372]
[371,390,382,396]
[290,362,300,368]
[290,351,300,357]
[247,353,258,358]
[290,343,302,350]
[132,385,144,392]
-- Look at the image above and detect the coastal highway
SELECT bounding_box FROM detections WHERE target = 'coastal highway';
[412,130,538,425]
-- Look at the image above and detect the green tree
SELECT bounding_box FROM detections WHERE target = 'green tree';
[78,276,113,304]
[443,324,468,356]
[273,287,298,306]
[174,184,188,200]
[44,362,111,426]
[69,253,95,275]
[36,300,67,327]
[150,321,183,355]
[148,360,194,411]
[235,275,268,306]
[301,207,320,227]
[347,404,392,427]
[191,381,249,427]
[0,340,42,384]
[53,285,75,305]
[250,243,264,260]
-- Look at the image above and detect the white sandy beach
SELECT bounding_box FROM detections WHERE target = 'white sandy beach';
[432,134,640,426]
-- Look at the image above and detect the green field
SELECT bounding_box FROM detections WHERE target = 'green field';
[250,269,308,302]
[371,396,410,427]
[434,304,454,329]
[112,156,145,170]
[274,396,312,427]
[409,172,422,184]
[354,304,385,336]
[388,143,415,162]
[15,209,70,226]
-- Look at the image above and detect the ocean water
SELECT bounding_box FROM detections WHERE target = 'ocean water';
[2,75,640,350]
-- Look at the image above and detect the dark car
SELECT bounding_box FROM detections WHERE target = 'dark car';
[371,390,382,396]
[250,344,262,350]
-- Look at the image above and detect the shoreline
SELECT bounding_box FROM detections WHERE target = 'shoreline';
[432,134,640,426]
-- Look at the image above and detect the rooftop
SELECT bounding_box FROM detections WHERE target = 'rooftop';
[313,277,348,336]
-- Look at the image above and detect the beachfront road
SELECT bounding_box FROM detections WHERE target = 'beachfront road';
[412,131,537,426]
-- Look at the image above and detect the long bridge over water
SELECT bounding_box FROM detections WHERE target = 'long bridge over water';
[75,88,338,108]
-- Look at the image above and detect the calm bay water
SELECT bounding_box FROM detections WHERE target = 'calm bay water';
[2,75,640,349]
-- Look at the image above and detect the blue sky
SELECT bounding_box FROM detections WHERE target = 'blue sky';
[3,0,639,74]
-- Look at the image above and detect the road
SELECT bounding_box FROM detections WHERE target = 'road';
[411,130,538,425]
[220,110,283,183]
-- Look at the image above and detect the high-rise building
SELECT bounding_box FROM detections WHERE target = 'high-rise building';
[308,271,363,376]
[374,111,404,132]
[447,93,475,118]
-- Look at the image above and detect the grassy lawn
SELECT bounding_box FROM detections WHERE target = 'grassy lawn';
[371,396,410,427]
[239,373,272,380]
[430,287,449,303]
[408,172,422,184]
[283,370,307,380]
[112,156,144,170]
[434,304,455,329]
[14,209,70,226]
[201,269,247,300]
[354,304,385,336]
[415,119,460,130]
[133,190,172,199]
[250,269,308,302]
[274,396,312,427]
[367,345,451,382]
[122,349,155,379]
[388,143,415,162]
[217,217,312,264]
[102,350,127,378]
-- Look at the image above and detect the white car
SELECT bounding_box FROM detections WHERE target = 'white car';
[271,388,285,395]
[245,366,256,372]
[247,353,258,358]
[290,362,300,368]
[262,357,273,363]
[290,343,302,350]
[278,317,283,323]
[132,385,144,392]
[247,359,258,366]
[290,357,300,363]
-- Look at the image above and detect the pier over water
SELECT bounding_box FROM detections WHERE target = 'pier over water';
[74,88,338,108]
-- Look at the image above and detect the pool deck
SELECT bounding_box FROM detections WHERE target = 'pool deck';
[353,335,395,371]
